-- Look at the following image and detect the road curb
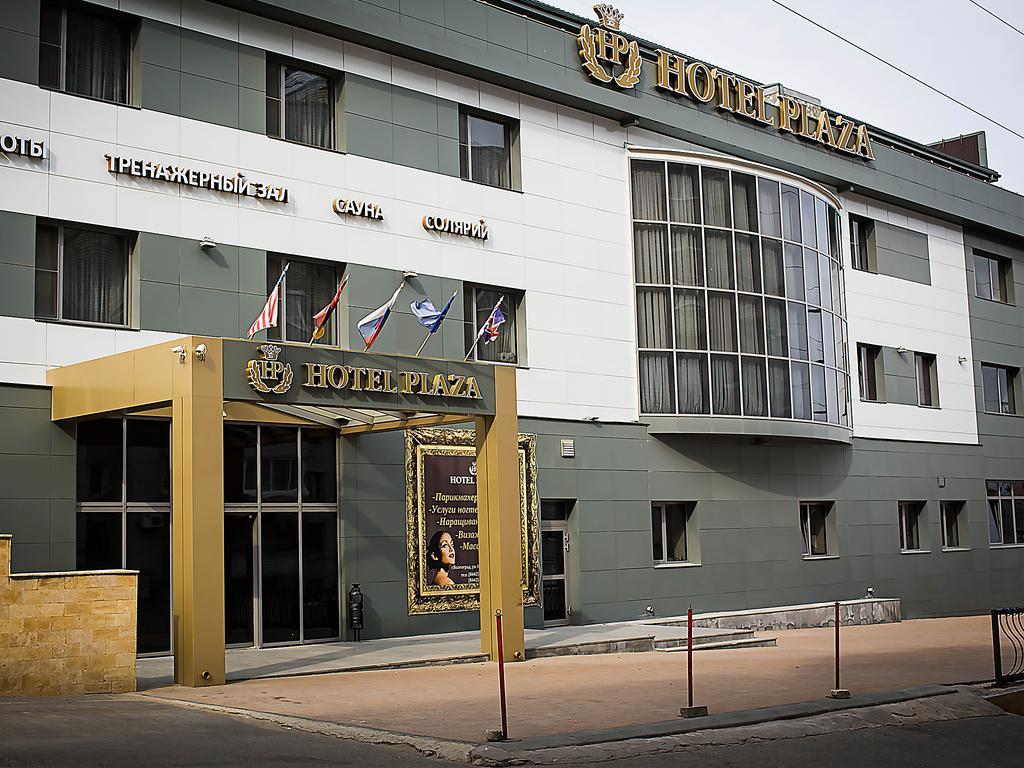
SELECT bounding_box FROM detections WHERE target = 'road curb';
[137,694,475,763]
[470,684,957,764]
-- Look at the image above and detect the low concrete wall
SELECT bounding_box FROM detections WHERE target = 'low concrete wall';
[649,599,902,632]
[0,534,139,696]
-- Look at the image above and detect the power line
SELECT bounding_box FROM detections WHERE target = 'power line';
[968,0,1024,37]
[768,0,1024,143]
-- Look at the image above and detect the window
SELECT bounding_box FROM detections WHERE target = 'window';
[849,215,875,272]
[266,58,335,149]
[982,364,1017,415]
[857,344,882,402]
[987,481,1024,546]
[799,502,834,557]
[266,256,340,345]
[39,2,132,105]
[465,284,522,364]
[940,501,966,549]
[76,418,171,654]
[631,159,850,425]
[915,353,937,407]
[35,221,130,326]
[898,501,926,552]
[974,251,1012,304]
[652,502,696,563]
[460,110,512,190]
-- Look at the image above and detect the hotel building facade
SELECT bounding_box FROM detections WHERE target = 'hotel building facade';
[0,0,1022,658]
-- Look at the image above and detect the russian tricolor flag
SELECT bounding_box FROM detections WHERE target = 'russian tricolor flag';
[357,283,405,350]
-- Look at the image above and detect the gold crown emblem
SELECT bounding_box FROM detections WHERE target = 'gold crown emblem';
[593,3,624,29]
[258,344,282,361]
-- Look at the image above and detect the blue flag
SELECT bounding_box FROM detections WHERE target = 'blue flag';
[411,291,457,334]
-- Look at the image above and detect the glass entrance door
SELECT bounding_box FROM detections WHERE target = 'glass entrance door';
[224,512,256,646]
[541,527,568,624]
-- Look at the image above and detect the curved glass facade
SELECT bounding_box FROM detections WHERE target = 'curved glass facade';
[632,157,851,427]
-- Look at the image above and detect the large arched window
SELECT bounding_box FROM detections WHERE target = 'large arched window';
[632,157,850,427]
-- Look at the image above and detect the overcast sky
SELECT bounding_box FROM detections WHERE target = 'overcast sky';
[553,0,1024,197]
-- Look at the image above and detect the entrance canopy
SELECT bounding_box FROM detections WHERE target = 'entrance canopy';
[47,337,524,687]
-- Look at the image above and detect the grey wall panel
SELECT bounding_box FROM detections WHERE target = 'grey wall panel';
[139,63,182,115]
[180,72,240,128]
[0,384,74,573]
[0,24,39,86]
[180,27,240,85]
[874,221,931,285]
[0,207,35,318]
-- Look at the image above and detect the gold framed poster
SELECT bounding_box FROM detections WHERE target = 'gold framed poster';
[405,427,539,614]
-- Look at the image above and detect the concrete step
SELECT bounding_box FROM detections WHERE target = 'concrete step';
[652,628,757,649]
[655,636,778,652]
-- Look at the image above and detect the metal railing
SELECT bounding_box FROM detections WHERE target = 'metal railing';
[991,607,1024,686]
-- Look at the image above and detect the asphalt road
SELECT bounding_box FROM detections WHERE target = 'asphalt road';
[1,695,1022,767]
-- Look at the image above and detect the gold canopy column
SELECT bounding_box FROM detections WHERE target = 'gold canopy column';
[474,365,525,661]
[171,337,226,686]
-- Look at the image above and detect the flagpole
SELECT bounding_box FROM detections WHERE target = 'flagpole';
[363,274,410,352]
[464,296,504,362]
[414,290,458,358]
[247,261,289,340]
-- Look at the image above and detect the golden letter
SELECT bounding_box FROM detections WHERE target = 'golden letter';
[656,50,687,95]
[464,377,482,400]
[778,96,802,133]
[813,110,838,147]
[383,369,397,393]
[430,373,450,397]
[685,62,716,103]
[305,363,327,388]
[854,125,874,160]
[714,70,738,112]
[326,364,349,389]
[736,79,758,119]
[835,116,856,152]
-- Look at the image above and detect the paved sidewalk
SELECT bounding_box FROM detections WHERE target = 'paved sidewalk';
[146,616,995,743]
[137,621,753,689]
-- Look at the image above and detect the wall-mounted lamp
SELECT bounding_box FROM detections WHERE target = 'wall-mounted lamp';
[194,343,207,362]
[958,355,968,364]
[896,347,909,355]
[402,270,418,280]
[170,345,186,365]
[619,116,640,128]
[199,236,217,249]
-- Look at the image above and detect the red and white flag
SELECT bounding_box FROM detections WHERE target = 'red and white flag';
[247,262,289,339]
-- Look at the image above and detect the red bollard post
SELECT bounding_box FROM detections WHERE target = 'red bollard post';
[496,610,508,740]
[679,605,708,718]
[828,600,850,699]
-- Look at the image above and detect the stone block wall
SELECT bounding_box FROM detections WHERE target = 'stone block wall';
[0,534,138,696]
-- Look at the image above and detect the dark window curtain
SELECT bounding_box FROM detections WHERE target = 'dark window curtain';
[467,115,510,188]
[673,289,706,350]
[65,9,128,103]
[636,288,671,348]
[705,230,734,289]
[741,356,767,416]
[707,291,737,352]
[668,164,700,223]
[731,173,758,232]
[632,161,666,220]
[738,295,765,354]
[475,288,517,363]
[676,353,709,414]
[710,354,739,414]
[639,352,674,413]
[765,298,788,357]
[633,223,669,284]
[762,239,785,297]
[284,68,332,148]
[758,178,782,237]
[701,168,731,228]
[768,359,792,417]
[62,228,127,325]
[671,225,703,286]
[735,233,761,292]
[35,222,59,319]
[283,260,336,344]
[974,254,993,300]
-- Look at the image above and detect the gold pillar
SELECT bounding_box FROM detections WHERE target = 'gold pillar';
[171,337,226,686]
[475,365,525,661]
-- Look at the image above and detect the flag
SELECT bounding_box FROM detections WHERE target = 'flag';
[482,307,506,345]
[411,291,457,334]
[309,274,348,345]
[357,282,405,350]
[247,262,289,339]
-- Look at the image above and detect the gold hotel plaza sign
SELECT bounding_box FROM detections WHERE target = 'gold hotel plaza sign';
[579,4,875,160]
